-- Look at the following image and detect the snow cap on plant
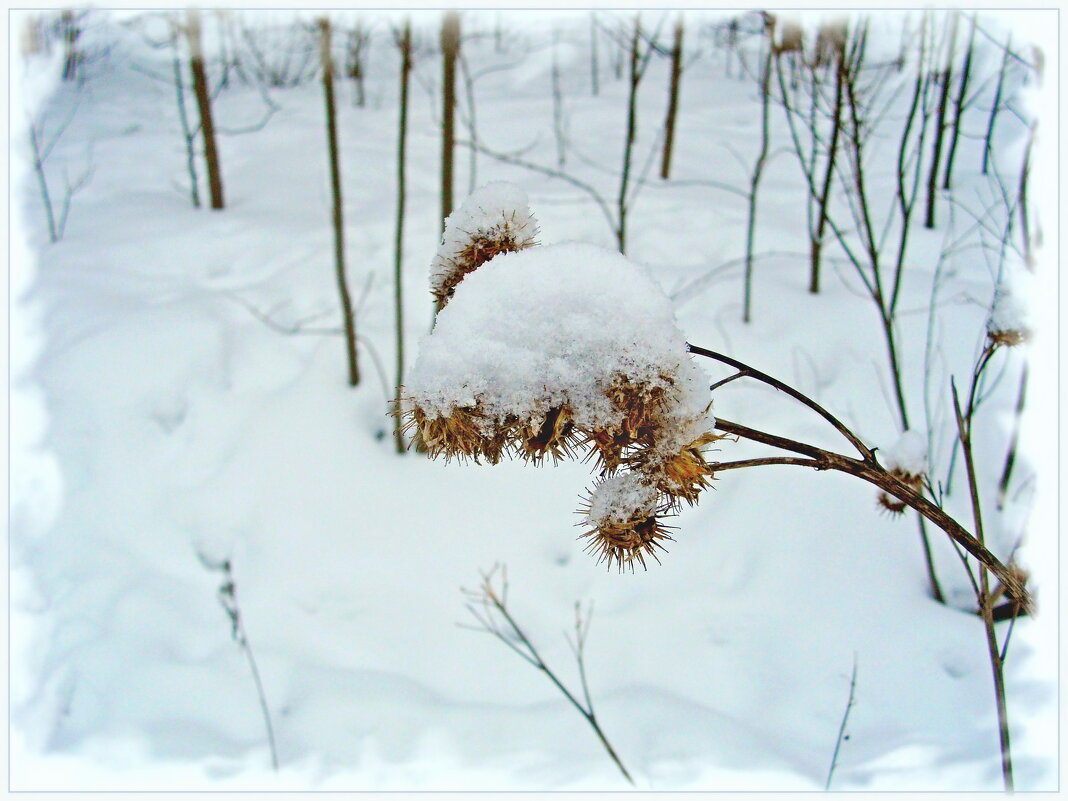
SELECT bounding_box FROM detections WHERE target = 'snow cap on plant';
[430,181,539,312]
[877,429,927,515]
[403,185,721,571]
[986,272,1033,348]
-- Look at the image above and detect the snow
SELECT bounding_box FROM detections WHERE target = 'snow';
[881,430,928,478]
[409,240,708,432]
[7,7,1058,793]
[582,472,661,528]
[988,266,1035,343]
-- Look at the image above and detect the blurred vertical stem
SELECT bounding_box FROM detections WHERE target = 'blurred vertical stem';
[393,19,412,453]
[942,12,976,190]
[981,33,1011,176]
[616,14,641,253]
[186,8,224,210]
[924,10,959,229]
[659,13,684,180]
[742,33,773,323]
[319,17,360,387]
[589,11,600,96]
[952,370,1014,792]
[440,11,461,233]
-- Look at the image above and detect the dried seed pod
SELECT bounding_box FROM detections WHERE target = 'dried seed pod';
[430,183,539,312]
[605,373,673,441]
[583,426,631,473]
[405,404,507,464]
[877,468,924,516]
[654,433,719,507]
[987,327,1030,348]
[516,405,579,465]
[578,473,675,572]
[582,514,675,573]
[623,426,721,508]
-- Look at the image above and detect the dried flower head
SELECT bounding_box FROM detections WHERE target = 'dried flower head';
[875,430,927,515]
[986,274,1033,350]
[877,468,924,515]
[578,473,675,571]
[606,373,673,440]
[516,405,580,465]
[430,182,539,311]
[987,327,1030,348]
[402,403,511,465]
[647,431,720,507]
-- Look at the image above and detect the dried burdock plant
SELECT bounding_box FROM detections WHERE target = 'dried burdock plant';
[515,404,580,465]
[987,327,1030,349]
[401,184,1034,623]
[986,271,1033,349]
[410,183,1034,791]
[403,184,719,571]
[877,470,923,515]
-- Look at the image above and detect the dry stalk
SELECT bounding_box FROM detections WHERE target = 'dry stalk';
[825,654,858,790]
[687,343,1031,612]
[197,553,279,771]
[461,566,634,785]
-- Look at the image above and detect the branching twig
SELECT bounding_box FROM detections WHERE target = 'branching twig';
[688,343,874,462]
[462,566,634,785]
[688,344,1031,611]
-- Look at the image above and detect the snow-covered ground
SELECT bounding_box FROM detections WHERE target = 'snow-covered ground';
[8,8,1060,792]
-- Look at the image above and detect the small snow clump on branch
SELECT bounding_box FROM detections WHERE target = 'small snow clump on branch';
[877,429,928,515]
[986,269,1033,348]
[402,183,720,571]
[430,181,539,312]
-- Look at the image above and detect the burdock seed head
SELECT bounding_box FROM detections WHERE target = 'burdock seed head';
[516,405,580,465]
[986,274,1032,349]
[578,472,676,572]
[403,403,511,464]
[877,468,924,515]
[430,182,539,312]
[987,327,1030,348]
[405,184,720,573]
[876,430,927,515]
[649,431,720,507]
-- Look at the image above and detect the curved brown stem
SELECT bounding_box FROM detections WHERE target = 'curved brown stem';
[711,416,1031,613]
[687,343,876,462]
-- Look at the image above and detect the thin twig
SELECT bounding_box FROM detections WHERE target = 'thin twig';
[688,343,875,462]
[952,379,1014,791]
[825,653,858,791]
[197,552,279,770]
[463,567,634,785]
